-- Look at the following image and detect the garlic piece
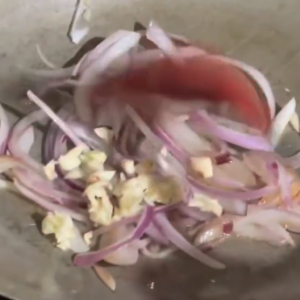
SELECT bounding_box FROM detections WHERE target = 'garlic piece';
[58,146,86,171]
[41,212,89,252]
[190,156,213,178]
[189,194,223,216]
[85,183,113,225]
[80,150,107,172]
[43,160,57,180]
[144,176,183,205]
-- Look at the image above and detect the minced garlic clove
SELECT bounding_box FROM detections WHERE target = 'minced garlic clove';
[58,145,86,171]
[85,183,114,225]
[190,156,213,178]
[43,160,57,180]
[189,194,223,216]
[42,212,75,251]
[119,192,144,217]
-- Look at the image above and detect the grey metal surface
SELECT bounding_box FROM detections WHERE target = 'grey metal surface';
[1,0,300,299]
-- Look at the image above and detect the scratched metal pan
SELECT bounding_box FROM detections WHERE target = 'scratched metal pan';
[0,0,300,299]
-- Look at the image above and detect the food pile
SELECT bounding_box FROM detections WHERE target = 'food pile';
[2,21,300,290]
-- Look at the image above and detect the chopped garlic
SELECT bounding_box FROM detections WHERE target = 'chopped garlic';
[271,98,296,146]
[144,177,183,205]
[87,170,116,185]
[121,159,135,175]
[94,127,114,143]
[114,176,150,197]
[85,182,109,201]
[68,0,91,44]
[42,212,75,251]
[290,112,300,132]
[80,150,107,172]
[190,156,213,178]
[43,160,57,180]
[58,146,86,171]
[119,191,144,217]
[189,194,223,216]
[85,183,113,225]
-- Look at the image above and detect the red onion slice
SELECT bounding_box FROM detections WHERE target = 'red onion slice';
[8,110,45,173]
[145,222,170,245]
[74,206,154,267]
[191,111,272,150]
[13,178,87,222]
[188,175,275,201]
[0,104,9,154]
[27,91,84,147]
[146,21,177,55]
[154,213,225,269]
[74,32,141,123]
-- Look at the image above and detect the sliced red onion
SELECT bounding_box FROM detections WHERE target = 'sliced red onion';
[0,104,10,154]
[277,162,293,207]
[142,246,175,259]
[8,110,45,172]
[271,98,296,146]
[14,168,85,207]
[217,197,248,216]
[156,113,212,156]
[191,111,272,150]
[24,66,73,80]
[13,178,87,222]
[154,213,225,269]
[145,222,170,245]
[74,206,154,267]
[250,151,293,207]
[146,21,177,55]
[100,225,140,266]
[43,108,68,163]
[67,121,107,150]
[194,217,233,246]
[36,44,57,69]
[74,31,141,123]
[188,175,275,201]
[178,204,214,221]
[79,30,140,73]
[153,125,188,161]
[233,206,300,245]
[0,155,29,173]
[27,91,85,147]
[70,225,90,253]
[19,126,34,154]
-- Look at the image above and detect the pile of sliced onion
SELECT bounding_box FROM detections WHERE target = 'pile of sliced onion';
[3,20,300,291]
